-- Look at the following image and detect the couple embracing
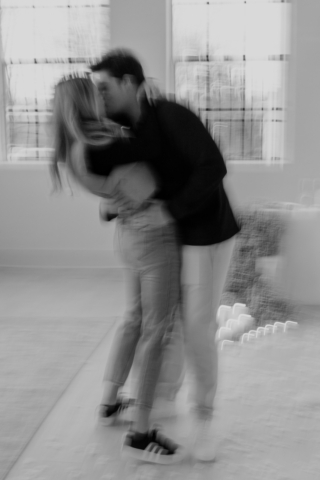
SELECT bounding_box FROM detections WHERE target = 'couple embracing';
[51,48,240,464]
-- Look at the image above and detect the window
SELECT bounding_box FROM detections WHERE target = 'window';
[0,0,110,162]
[172,0,291,164]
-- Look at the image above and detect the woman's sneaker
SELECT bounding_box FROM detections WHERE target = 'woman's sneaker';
[122,427,186,465]
[98,396,134,426]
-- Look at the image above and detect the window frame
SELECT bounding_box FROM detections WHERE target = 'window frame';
[170,0,292,169]
[0,0,110,165]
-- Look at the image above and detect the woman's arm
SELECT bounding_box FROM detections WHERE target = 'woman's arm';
[69,141,173,227]
[68,141,158,205]
[68,141,117,198]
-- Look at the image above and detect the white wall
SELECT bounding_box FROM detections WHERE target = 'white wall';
[0,0,169,268]
[0,0,319,267]
[0,165,119,267]
[110,0,169,92]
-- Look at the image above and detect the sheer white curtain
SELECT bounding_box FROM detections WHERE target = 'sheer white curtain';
[0,0,110,161]
[172,0,291,164]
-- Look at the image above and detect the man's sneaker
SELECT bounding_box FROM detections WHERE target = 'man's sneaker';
[122,427,186,465]
[193,417,217,462]
[98,396,134,426]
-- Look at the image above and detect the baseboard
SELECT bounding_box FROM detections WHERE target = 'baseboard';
[0,249,123,269]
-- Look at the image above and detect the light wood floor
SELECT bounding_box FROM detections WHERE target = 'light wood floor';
[1,267,320,480]
[0,267,194,480]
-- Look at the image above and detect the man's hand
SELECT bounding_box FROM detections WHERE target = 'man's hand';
[147,200,174,226]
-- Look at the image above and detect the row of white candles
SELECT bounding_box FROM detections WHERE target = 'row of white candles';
[216,303,298,350]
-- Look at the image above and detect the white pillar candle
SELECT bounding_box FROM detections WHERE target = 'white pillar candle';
[216,305,232,328]
[238,314,255,331]
[215,327,233,342]
[232,303,248,319]
[226,318,245,338]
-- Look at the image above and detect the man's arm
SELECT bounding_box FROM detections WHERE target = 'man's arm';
[69,142,158,209]
[85,137,136,176]
[156,101,227,221]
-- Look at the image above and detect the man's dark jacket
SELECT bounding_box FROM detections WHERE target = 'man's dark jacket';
[87,98,240,246]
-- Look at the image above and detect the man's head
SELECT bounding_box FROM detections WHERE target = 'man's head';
[90,49,145,124]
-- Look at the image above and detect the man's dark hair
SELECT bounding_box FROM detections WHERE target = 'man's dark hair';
[90,49,145,86]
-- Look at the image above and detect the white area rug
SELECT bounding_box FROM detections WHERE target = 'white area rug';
[0,317,116,480]
[124,315,320,480]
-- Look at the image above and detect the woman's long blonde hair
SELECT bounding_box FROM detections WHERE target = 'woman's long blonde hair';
[51,74,116,190]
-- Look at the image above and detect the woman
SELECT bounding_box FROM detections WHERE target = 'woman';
[51,73,185,464]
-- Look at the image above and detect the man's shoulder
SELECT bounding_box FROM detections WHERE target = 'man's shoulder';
[152,98,201,128]
[154,98,192,114]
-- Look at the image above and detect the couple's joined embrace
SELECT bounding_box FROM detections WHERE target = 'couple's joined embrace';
[51,49,240,464]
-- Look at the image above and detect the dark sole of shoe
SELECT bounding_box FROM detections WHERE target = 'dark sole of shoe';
[121,442,186,465]
[96,402,134,427]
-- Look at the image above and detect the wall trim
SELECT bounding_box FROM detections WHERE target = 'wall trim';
[0,249,123,269]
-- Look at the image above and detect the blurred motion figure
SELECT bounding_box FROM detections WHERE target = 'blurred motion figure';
[51,73,186,464]
[90,49,241,461]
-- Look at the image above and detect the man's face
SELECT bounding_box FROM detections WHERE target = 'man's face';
[92,70,131,122]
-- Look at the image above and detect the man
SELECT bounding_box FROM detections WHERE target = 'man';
[90,49,240,462]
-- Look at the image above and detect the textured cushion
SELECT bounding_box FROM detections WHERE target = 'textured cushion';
[221,201,297,326]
